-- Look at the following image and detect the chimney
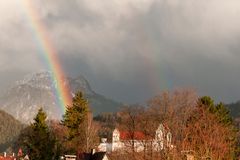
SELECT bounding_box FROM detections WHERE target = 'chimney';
[91,149,96,155]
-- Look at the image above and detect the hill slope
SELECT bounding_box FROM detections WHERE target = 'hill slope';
[227,101,240,118]
[0,110,24,152]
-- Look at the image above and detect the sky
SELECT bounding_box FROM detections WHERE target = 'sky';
[0,0,240,104]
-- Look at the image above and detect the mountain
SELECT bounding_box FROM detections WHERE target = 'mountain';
[0,110,24,152]
[226,101,240,118]
[0,71,122,123]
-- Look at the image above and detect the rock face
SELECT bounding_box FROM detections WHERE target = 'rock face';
[0,71,122,123]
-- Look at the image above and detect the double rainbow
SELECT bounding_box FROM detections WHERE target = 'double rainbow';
[22,1,72,113]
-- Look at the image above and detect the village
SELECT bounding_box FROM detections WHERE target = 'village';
[0,90,238,160]
[0,121,197,160]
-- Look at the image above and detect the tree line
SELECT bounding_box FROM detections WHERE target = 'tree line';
[13,89,239,160]
[100,89,239,160]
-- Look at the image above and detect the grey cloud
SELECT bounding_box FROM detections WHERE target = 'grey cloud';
[1,0,240,103]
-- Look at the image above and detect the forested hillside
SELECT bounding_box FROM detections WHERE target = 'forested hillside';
[0,110,24,152]
[227,101,240,118]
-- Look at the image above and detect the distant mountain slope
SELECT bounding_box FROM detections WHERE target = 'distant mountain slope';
[0,110,24,152]
[226,101,240,118]
[0,71,122,123]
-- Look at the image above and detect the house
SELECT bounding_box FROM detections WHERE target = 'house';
[0,156,15,160]
[23,155,30,160]
[0,152,16,160]
[98,123,173,153]
[0,153,29,160]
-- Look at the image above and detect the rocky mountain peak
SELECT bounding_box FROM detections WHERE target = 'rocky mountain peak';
[0,71,121,123]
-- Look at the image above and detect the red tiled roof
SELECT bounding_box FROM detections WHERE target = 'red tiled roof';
[120,131,146,140]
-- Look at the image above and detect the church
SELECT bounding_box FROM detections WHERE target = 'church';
[98,123,173,153]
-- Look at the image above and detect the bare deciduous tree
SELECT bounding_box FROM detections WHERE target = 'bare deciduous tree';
[82,112,100,152]
[118,105,144,154]
[113,89,238,159]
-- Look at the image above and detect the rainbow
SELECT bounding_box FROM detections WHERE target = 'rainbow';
[137,31,172,94]
[22,1,72,113]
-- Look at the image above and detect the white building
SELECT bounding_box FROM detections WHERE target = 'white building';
[98,123,172,153]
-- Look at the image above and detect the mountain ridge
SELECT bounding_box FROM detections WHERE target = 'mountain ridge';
[0,71,122,123]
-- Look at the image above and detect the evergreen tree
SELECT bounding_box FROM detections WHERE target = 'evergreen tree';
[215,102,233,125]
[62,91,89,153]
[199,96,215,113]
[17,108,56,160]
[199,96,233,125]
[198,96,238,159]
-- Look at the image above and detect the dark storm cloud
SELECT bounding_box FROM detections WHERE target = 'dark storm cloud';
[1,0,240,103]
